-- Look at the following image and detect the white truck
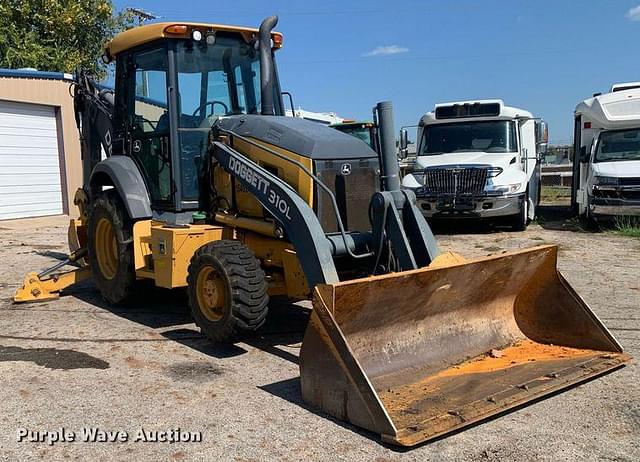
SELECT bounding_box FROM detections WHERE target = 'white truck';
[572,83,640,221]
[401,100,547,230]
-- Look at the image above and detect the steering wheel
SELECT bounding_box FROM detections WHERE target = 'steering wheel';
[192,101,229,118]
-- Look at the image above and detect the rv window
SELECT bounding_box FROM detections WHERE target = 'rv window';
[595,129,640,162]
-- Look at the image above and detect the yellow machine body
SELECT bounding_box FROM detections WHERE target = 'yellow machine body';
[129,220,309,299]
[213,137,315,219]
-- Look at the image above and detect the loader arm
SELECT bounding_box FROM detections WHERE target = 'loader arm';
[211,140,339,286]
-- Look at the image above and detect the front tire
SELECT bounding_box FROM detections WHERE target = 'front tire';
[585,199,599,230]
[510,194,529,231]
[187,241,269,343]
[88,192,136,304]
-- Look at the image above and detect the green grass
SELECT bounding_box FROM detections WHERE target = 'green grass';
[540,185,571,203]
[613,216,640,238]
[531,214,546,225]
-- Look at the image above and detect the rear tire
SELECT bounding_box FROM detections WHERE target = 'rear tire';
[88,191,136,304]
[187,240,269,343]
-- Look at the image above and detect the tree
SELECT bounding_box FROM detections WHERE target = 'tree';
[0,0,138,76]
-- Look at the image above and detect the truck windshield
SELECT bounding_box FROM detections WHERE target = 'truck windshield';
[421,120,518,155]
[595,129,640,162]
[174,35,281,201]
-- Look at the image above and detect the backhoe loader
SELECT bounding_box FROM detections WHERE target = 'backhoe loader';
[15,16,630,446]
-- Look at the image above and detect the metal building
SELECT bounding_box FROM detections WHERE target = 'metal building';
[0,69,82,220]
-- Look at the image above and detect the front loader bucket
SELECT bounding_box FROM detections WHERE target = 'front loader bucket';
[299,245,630,446]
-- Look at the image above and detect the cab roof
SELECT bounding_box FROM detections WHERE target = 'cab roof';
[575,87,640,128]
[105,22,283,59]
[421,99,532,125]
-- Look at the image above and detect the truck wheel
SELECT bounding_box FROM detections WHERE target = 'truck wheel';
[585,200,599,230]
[510,194,528,232]
[187,240,269,343]
[88,191,136,304]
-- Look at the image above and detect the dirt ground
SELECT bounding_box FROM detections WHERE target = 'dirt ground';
[0,206,638,461]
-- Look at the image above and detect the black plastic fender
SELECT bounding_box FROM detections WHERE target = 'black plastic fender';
[89,156,152,219]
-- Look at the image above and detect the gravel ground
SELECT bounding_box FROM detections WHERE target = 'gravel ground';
[0,208,638,461]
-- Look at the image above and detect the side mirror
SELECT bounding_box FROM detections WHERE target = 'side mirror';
[579,146,589,163]
[399,128,408,159]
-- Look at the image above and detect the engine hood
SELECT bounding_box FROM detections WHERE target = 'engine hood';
[592,160,640,177]
[414,152,518,170]
[215,115,378,160]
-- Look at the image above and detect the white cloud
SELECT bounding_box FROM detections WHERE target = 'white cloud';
[627,5,640,21]
[363,45,409,57]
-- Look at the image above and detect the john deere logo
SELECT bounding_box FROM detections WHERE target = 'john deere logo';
[340,163,352,175]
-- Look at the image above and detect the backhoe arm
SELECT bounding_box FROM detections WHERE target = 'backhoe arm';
[73,71,115,187]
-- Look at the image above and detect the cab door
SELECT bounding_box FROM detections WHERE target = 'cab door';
[123,45,174,209]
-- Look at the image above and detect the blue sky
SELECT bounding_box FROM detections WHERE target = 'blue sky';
[114,0,640,143]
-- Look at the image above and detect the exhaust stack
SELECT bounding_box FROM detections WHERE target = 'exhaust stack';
[259,15,278,116]
[375,101,401,192]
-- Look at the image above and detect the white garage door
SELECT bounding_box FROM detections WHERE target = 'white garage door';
[0,100,64,220]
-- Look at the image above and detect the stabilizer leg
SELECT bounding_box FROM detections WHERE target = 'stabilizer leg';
[14,249,91,303]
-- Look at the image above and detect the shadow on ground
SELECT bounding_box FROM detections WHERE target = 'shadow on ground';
[69,283,309,364]
[429,204,597,235]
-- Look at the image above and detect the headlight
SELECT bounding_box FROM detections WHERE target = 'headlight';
[411,171,426,185]
[486,183,524,194]
[593,176,619,186]
[486,167,503,178]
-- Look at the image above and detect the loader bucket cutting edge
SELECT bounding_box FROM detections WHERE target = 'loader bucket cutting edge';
[299,245,631,446]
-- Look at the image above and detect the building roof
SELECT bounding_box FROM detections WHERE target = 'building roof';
[105,21,283,58]
[0,68,74,81]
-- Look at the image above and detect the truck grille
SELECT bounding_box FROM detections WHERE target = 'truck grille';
[619,177,640,187]
[423,167,488,195]
[314,158,379,233]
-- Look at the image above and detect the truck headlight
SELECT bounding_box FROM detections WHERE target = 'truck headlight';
[593,176,619,186]
[411,171,426,185]
[486,167,503,178]
[486,183,524,194]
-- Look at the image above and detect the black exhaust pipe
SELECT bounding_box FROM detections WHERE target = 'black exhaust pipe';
[375,101,401,192]
[259,15,278,116]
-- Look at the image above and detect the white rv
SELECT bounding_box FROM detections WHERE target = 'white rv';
[572,84,640,220]
[401,100,547,230]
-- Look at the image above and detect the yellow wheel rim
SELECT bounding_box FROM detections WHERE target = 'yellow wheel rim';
[196,266,227,321]
[95,217,118,280]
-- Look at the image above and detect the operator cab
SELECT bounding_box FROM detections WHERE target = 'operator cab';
[106,22,284,212]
